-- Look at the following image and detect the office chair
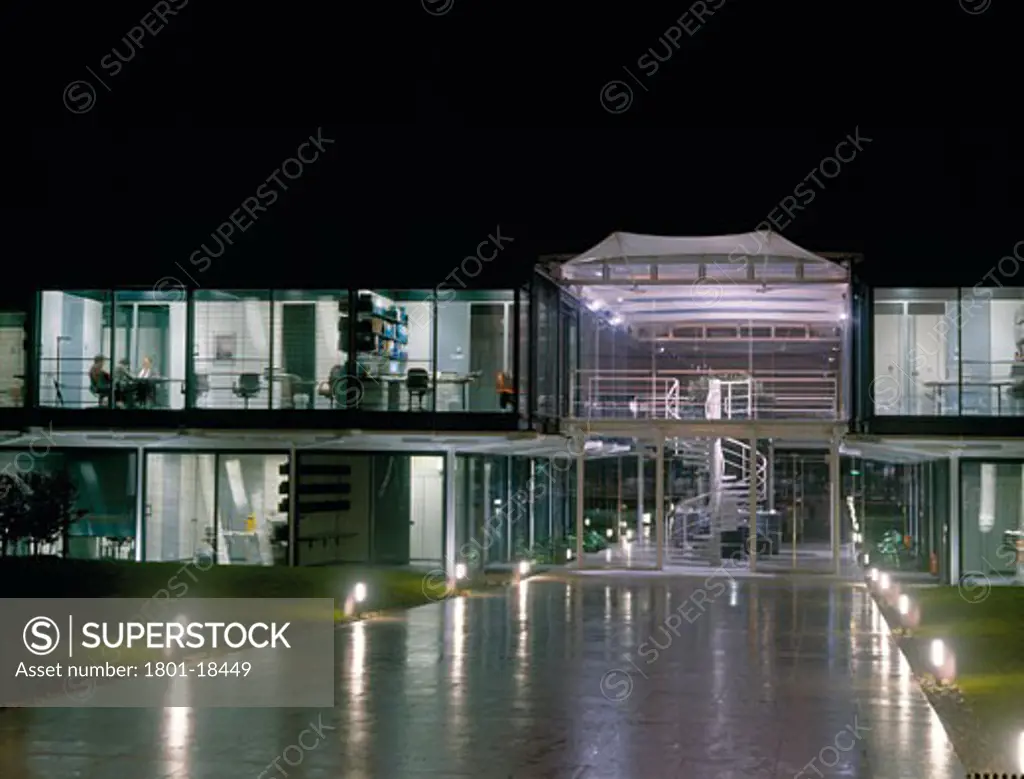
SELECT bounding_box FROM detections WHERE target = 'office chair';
[318,365,352,408]
[232,373,262,409]
[90,372,112,408]
[406,368,429,410]
[183,374,211,406]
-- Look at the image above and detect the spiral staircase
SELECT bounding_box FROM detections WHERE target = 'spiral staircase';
[664,378,768,565]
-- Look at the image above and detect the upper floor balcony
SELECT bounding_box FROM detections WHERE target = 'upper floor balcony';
[551,230,852,425]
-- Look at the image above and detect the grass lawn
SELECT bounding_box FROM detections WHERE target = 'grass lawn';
[881,583,1024,772]
[0,557,479,619]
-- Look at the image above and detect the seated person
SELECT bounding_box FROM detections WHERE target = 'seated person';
[113,359,133,406]
[133,356,158,407]
[88,355,112,405]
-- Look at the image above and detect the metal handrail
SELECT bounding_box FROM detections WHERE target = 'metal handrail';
[572,368,839,421]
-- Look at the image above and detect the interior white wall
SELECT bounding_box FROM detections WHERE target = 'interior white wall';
[990,300,1019,375]
[145,454,216,561]
[409,455,443,561]
[193,300,271,408]
[405,301,432,367]
[270,300,344,408]
[217,454,287,565]
[168,304,187,409]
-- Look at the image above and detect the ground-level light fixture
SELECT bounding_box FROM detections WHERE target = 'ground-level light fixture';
[863,553,870,566]
[930,639,945,669]
[353,582,367,603]
[566,548,573,561]
[605,528,613,539]
[869,567,879,582]
[584,517,591,527]
[897,594,909,615]
[879,573,890,591]
[518,560,531,575]
[454,563,467,580]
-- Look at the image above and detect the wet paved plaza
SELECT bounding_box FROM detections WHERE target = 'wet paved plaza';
[0,575,964,778]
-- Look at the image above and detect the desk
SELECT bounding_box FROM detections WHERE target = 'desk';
[117,377,180,408]
[363,373,477,411]
[924,380,1022,415]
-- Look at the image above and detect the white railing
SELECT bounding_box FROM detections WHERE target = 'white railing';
[570,369,839,421]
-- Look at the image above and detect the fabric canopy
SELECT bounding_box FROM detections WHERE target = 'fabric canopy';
[565,230,829,266]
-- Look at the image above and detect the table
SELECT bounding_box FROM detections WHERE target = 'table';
[368,373,477,411]
[924,380,1021,415]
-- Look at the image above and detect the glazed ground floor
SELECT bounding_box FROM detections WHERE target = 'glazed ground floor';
[0,425,1004,585]
[0,428,577,571]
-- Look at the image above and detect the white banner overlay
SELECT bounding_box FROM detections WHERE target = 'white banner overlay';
[1,598,335,707]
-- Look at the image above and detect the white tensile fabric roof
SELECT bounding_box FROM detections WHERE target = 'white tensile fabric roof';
[557,231,849,324]
[563,230,838,271]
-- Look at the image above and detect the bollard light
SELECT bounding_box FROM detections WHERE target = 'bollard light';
[454,563,467,580]
[879,573,890,591]
[930,639,945,669]
[566,548,573,561]
[518,560,531,575]
[869,567,879,582]
[584,517,591,527]
[897,594,909,615]
[863,553,870,566]
[353,582,367,603]
[605,528,613,539]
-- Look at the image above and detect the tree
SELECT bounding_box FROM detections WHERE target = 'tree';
[0,470,87,557]
[0,474,30,557]
[23,471,88,556]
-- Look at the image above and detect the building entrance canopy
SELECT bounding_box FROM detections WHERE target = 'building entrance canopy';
[555,230,850,326]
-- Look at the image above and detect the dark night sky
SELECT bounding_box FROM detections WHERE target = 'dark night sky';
[0,0,1018,292]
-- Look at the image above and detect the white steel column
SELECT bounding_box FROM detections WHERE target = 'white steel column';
[287,446,298,567]
[748,437,758,572]
[655,436,665,570]
[616,456,623,542]
[576,453,585,569]
[829,434,842,574]
[444,449,458,584]
[636,450,644,539]
[528,459,536,550]
[949,454,960,586]
[134,446,145,562]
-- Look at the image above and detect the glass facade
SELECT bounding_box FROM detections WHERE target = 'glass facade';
[436,290,515,412]
[960,460,1024,577]
[0,448,138,560]
[38,290,113,408]
[871,287,1024,417]
[0,311,26,407]
[30,287,525,418]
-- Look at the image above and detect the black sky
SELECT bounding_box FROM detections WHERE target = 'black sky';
[1,0,1018,291]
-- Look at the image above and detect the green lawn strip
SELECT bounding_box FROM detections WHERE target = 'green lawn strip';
[877,585,1024,771]
[0,558,467,618]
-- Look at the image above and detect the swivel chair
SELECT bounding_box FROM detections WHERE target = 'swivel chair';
[233,373,262,409]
